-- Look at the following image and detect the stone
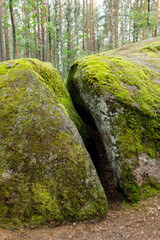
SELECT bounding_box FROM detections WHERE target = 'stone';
[67,38,160,203]
[0,58,107,228]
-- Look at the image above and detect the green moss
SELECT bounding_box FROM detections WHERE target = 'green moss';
[121,162,141,203]
[141,178,160,199]
[0,58,89,142]
[69,55,160,117]
[141,41,160,52]
[67,54,160,160]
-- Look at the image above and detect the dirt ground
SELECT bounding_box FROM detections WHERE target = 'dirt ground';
[0,194,160,240]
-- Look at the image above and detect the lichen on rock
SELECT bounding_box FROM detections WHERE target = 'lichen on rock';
[0,58,107,229]
[67,38,160,203]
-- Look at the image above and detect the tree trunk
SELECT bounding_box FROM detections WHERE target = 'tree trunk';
[9,0,16,59]
[47,2,51,62]
[22,1,29,58]
[115,0,119,48]
[0,0,4,61]
[13,9,19,58]
[143,0,147,39]
[59,0,63,75]
[55,0,63,76]
[67,0,71,71]
[83,0,85,51]
[37,6,41,60]
[74,0,80,54]
[92,0,96,52]
[110,0,113,49]
[129,0,132,42]
[41,0,46,61]
[154,0,159,37]
[147,0,150,37]
[89,0,92,52]
[32,5,38,59]
[1,0,10,60]
[86,0,89,53]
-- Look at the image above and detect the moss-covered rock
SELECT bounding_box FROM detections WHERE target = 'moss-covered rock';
[0,58,107,228]
[67,38,160,203]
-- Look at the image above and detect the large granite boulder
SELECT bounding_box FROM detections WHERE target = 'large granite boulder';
[0,59,107,228]
[67,38,160,203]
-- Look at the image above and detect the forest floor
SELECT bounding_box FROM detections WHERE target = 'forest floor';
[0,194,160,240]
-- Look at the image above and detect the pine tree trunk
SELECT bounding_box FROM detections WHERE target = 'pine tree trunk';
[45,0,49,62]
[0,0,4,61]
[74,0,80,54]
[59,0,63,75]
[37,7,41,60]
[86,0,89,53]
[129,0,132,42]
[2,0,10,60]
[9,0,17,59]
[107,0,110,47]
[13,8,19,58]
[32,6,38,59]
[67,0,71,71]
[89,0,92,52]
[154,0,159,37]
[110,0,113,49]
[83,0,85,51]
[115,0,119,48]
[55,0,63,76]
[41,0,46,61]
[47,2,51,62]
[22,1,29,58]
[92,0,96,52]
[147,0,150,38]
[143,0,147,39]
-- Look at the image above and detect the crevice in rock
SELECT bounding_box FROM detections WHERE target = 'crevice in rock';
[73,103,124,203]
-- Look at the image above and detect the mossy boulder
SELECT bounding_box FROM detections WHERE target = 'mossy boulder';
[67,37,160,203]
[0,58,107,228]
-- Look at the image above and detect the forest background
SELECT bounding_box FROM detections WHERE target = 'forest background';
[0,0,159,80]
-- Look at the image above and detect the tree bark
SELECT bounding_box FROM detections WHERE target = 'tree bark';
[154,0,159,37]
[41,0,46,61]
[0,0,4,61]
[37,6,41,60]
[32,5,38,59]
[1,0,10,60]
[89,0,92,52]
[147,0,150,37]
[142,0,147,39]
[67,0,71,71]
[47,1,51,62]
[86,0,89,53]
[115,0,119,48]
[83,0,85,51]
[91,0,96,52]
[13,8,19,58]
[55,0,63,76]
[22,1,29,58]
[110,0,113,49]
[74,0,80,54]
[59,0,63,75]
[9,0,17,59]
[129,0,132,42]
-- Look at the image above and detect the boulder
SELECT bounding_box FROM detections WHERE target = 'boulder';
[0,59,107,228]
[67,38,160,203]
